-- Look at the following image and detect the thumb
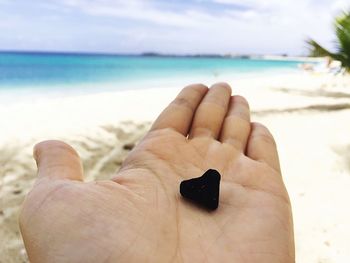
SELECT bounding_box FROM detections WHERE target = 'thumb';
[33,140,84,181]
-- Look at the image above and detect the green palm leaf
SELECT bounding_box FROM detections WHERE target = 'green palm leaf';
[335,11,350,68]
[306,39,333,57]
[307,10,350,71]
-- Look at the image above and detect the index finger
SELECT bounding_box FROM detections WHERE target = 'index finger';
[150,84,208,136]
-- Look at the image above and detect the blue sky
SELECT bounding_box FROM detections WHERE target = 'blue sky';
[0,0,349,55]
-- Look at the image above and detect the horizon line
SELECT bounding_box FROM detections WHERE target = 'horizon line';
[0,49,298,57]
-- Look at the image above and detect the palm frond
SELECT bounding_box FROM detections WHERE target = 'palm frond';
[334,11,350,68]
[306,10,350,71]
[306,39,333,57]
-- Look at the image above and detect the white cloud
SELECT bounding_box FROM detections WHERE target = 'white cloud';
[213,0,296,10]
[331,0,350,12]
[0,0,343,54]
[50,0,338,54]
[58,0,204,27]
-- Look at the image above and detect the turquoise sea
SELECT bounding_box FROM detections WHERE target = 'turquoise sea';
[0,52,305,96]
[0,52,300,84]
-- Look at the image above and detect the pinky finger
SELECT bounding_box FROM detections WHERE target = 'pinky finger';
[246,122,281,173]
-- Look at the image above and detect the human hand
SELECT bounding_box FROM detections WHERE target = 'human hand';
[20,83,294,263]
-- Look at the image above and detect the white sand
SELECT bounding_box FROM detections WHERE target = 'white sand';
[1,72,350,262]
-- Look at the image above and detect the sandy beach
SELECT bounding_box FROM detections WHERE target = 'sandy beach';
[1,72,350,262]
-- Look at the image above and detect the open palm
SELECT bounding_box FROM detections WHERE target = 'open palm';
[20,83,294,263]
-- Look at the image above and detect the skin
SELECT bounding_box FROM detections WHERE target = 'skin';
[19,83,295,263]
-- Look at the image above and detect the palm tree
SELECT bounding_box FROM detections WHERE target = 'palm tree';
[307,10,350,71]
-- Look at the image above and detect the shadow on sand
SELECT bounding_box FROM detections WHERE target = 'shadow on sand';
[252,103,350,116]
[252,87,350,116]
[273,87,350,99]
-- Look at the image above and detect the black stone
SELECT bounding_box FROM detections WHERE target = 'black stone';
[180,169,221,211]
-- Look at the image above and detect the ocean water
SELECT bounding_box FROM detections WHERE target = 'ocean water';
[0,52,303,91]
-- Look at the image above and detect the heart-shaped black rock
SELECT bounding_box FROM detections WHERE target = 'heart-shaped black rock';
[180,169,221,210]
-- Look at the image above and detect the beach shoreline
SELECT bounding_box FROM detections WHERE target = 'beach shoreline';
[1,72,350,262]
